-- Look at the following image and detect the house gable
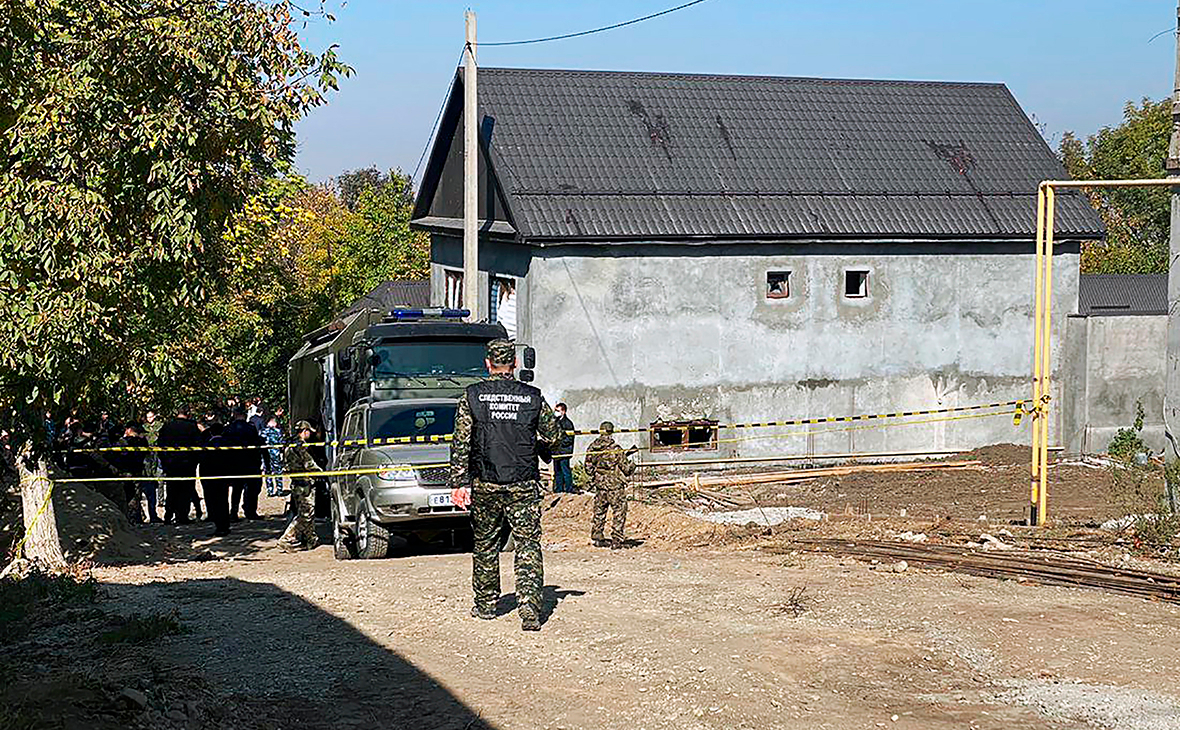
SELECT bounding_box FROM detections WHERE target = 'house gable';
[412,72,518,239]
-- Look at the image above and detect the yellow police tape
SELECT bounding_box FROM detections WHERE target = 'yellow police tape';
[55,404,1024,486]
[9,476,55,561]
[72,399,1030,453]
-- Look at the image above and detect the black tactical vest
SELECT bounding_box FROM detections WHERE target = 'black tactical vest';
[466,378,543,485]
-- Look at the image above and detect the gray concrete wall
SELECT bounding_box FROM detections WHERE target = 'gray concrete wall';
[512,242,1078,461]
[1063,314,1167,454]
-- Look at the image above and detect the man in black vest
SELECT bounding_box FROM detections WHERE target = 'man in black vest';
[450,339,560,631]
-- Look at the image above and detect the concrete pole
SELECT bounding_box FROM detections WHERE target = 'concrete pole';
[1166,0,1180,512]
[463,10,480,320]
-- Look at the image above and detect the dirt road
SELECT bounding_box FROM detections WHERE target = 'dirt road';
[88,507,1180,730]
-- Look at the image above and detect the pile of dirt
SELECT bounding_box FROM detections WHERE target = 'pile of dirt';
[53,482,161,564]
[541,493,752,548]
[2,481,159,565]
[952,443,1033,467]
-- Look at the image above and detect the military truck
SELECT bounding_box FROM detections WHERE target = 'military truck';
[288,308,531,559]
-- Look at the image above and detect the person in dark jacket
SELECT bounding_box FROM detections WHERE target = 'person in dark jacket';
[199,426,233,536]
[552,403,576,493]
[222,408,264,520]
[449,339,561,632]
[157,410,203,524]
[114,423,150,523]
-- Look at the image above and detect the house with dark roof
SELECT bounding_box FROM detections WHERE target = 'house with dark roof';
[1062,274,1168,454]
[411,68,1104,458]
[337,280,431,320]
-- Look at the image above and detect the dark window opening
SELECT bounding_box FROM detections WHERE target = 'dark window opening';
[369,403,457,440]
[766,271,790,299]
[844,270,869,298]
[370,340,489,378]
[650,419,719,452]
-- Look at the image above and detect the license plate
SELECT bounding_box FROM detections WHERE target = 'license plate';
[429,493,454,507]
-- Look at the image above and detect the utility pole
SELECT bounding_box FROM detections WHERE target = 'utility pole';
[1166,0,1180,512]
[463,10,480,320]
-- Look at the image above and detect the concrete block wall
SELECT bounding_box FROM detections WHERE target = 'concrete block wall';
[505,241,1078,461]
[1062,314,1168,454]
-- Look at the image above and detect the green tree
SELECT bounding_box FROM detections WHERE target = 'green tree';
[331,170,430,306]
[210,170,430,406]
[334,166,389,211]
[1060,98,1171,274]
[0,0,349,563]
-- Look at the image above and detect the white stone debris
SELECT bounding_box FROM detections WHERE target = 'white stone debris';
[687,506,826,526]
[979,533,1013,551]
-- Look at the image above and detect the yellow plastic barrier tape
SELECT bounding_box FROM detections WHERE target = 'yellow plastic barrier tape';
[57,404,1022,487]
[72,399,1027,453]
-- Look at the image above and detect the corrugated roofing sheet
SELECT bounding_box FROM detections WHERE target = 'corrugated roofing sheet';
[339,280,431,318]
[1078,274,1167,316]
[469,68,1104,242]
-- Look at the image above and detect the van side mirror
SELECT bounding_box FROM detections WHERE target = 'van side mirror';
[522,346,536,369]
[338,350,353,372]
[518,369,535,383]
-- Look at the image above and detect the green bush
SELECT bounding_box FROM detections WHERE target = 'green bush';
[1108,401,1147,462]
[572,461,589,491]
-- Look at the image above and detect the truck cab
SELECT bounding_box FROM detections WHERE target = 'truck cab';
[287,308,518,559]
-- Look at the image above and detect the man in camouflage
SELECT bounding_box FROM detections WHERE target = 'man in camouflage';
[277,420,320,552]
[585,421,638,549]
[450,339,560,631]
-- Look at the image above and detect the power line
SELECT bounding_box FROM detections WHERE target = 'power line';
[1148,25,1176,44]
[480,0,714,47]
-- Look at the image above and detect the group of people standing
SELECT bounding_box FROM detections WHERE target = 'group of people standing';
[53,399,293,536]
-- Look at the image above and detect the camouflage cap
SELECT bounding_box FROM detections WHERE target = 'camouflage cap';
[294,420,315,432]
[599,420,615,434]
[486,338,516,366]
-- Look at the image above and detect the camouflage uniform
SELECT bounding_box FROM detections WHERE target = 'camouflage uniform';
[585,424,637,546]
[451,340,560,626]
[278,425,320,551]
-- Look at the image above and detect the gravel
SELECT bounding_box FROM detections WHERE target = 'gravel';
[686,506,825,526]
[999,680,1180,730]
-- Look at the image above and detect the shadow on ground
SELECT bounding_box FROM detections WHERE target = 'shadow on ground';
[494,585,588,623]
[4,572,499,730]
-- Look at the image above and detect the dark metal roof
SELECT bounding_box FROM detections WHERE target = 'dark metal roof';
[418,68,1104,243]
[339,280,431,318]
[1078,274,1168,316]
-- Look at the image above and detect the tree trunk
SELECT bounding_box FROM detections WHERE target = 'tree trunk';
[17,455,65,569]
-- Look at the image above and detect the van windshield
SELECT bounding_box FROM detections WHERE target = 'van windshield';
[368,403,457,440]
[371,341,489,378]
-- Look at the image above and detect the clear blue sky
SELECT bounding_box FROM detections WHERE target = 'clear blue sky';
[294,0,1178,184]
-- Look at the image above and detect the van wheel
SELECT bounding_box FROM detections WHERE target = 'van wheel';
[356,502,390,559]
[331,499,356,561]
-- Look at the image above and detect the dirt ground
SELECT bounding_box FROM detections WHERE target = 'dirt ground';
[662,445,1155,528]
[5,446,1179,729]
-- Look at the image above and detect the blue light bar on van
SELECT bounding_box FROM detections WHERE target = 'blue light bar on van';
[388,308,470,321]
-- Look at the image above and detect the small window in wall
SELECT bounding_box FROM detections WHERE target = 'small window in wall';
[490,276,517,339]
[844,270,869,299]
[766,271,790,299]
[650,419,719,452]
[444,270,463,310]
